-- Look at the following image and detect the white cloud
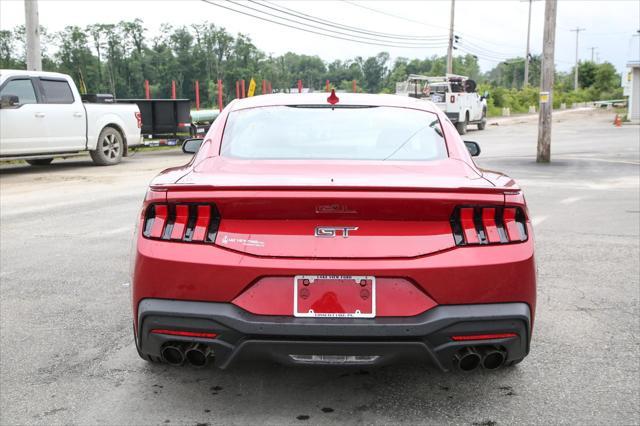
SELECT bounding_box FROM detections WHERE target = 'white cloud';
[1,0,637,73]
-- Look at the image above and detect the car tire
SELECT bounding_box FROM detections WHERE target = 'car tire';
[477,109,487,130]
[90,126,124,166]
[25,158,53,166]
[456,116,468,135]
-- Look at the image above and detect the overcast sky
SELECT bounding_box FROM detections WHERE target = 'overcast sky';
[1,0,638,74]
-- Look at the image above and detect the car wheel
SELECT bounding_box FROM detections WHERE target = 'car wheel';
[477,109,487,130]
[25,158,53,166]
[90,126,124,166]
[456,117,468,135]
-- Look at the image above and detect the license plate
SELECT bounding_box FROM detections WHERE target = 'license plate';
[293,275,376,318]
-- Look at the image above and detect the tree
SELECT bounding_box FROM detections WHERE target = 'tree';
[0,21,620,110]
[56,26,96,93]
[0,30,23,69]
[361,52,389,93]
[577,60,598,89]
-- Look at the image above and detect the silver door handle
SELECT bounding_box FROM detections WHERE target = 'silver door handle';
[73,112,83,118]
[34,112,45,118]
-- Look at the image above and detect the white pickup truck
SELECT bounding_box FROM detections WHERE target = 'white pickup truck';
[396,74,487,135]
[0,70,142,166]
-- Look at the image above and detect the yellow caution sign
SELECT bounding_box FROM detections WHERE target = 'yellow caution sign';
[247,78,256,97]
[539,91,549,104]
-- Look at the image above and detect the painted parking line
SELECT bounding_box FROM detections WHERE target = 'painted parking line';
[559,196,584,205]
[531,216,549,226]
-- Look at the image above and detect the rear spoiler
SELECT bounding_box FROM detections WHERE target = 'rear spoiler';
[151,184,521,195]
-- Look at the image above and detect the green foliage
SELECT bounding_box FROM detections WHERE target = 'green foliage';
[484,56,540,89]
[478,83,539,116]
[0,21,622,111]
[362,52,389,93]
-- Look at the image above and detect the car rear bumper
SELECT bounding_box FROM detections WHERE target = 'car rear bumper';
[136,299,531,371]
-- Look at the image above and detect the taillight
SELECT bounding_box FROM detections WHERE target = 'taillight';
[142,203,220,243]
[450,206,527,246]
[451,333,517,341]
[150,329,218,339]
[135,111,142,128]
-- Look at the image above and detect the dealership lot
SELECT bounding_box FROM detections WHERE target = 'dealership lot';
[0,109,638,425]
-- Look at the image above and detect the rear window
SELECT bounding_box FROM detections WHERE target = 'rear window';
[40,79,74,104]
[220,106,447,161]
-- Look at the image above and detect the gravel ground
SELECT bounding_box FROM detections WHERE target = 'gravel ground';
[0,108,638,425]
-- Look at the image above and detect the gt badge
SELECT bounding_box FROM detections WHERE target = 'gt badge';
[314,226,358,238]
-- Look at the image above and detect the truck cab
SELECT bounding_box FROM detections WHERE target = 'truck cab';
[396,74,487,135]
[0,70,141,166]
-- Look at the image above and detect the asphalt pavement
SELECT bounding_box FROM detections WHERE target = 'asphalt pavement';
[0,108,638,425]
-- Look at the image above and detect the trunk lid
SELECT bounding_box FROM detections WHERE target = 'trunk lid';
[165,157,505,258]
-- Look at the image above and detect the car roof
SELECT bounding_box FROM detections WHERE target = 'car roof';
[0,69,71,79]
[228,92,442,114]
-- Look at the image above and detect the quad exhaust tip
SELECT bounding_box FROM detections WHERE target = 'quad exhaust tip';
[479,347,506,370]
[455,347,481,372]
[160,345,185,366]
[185,344,212,368]
[161,343,213,367]
[454,346,507,371]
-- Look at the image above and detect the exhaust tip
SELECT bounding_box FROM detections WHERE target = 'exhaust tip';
[481,348,506,370]
[185,344,211,368]
[161,345,185,366]
[455,347,481,372]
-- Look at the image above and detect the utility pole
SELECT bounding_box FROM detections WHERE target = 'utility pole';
[589,46,597,62]
[570,27,585,90]
[24,0,42,71]
[447,0,455,74]
[537,0,557,163]
[524,0,533,87]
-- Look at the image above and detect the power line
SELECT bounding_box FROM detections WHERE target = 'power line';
[255,0,448,41]
[201,1,448,49]
[225,0,449,47]
[457,37,522,59]
[340,0,525,50]
[457,46,525,64]
[456,40,524,62]
[341,0,450,31]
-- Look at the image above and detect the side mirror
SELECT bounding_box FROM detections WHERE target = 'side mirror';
[0,94,19,109]
[464,140,481,157]
[182,138,204,154]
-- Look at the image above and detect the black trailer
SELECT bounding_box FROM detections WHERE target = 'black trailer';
[117,99,191,138]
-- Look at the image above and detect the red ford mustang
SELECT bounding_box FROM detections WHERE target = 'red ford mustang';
[131,92,536,372]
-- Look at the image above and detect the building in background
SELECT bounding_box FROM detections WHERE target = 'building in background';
[622,33,640,123]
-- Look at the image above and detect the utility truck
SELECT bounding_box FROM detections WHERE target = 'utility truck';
[0,70,142,166]
[396,74,487,134]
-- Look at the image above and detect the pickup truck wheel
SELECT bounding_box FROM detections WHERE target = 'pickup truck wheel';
[456,117,468,135]
[477,109,487,130]
[90,127,123,166]
[25,158,53,166]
